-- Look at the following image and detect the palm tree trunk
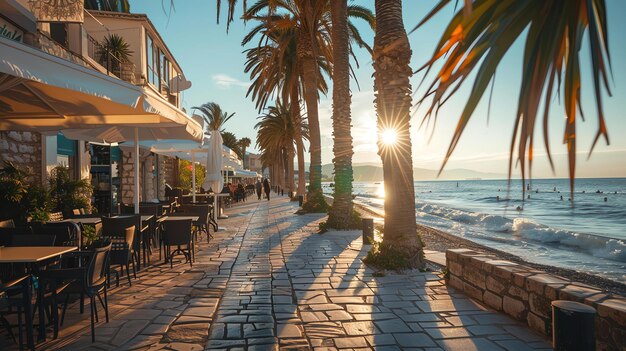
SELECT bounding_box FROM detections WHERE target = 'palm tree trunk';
[291,89,306,196]
[298,29,326,210]
[328,0,354,228]
[373,0,423,267]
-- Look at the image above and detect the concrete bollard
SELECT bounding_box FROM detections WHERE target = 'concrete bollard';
[298,195,304,207]
[552,300,596,351]
[362,218,374,244]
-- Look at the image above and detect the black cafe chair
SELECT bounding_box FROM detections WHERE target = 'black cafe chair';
[49,241,112,342]
[102,226,135,287]
[0,275,34,350]
[102,217,137,283]
[163,219,193,269]
[10,234,56,247]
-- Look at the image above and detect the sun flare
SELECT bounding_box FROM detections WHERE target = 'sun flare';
[380,128,398,146]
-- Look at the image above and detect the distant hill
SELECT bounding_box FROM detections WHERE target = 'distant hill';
[321,163,504,181]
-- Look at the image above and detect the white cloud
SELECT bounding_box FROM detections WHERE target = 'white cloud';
[212,74,249,89]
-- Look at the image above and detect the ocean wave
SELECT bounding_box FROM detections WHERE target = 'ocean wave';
[414,201,626,263]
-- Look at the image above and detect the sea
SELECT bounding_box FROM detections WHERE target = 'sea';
[322,178,626,283]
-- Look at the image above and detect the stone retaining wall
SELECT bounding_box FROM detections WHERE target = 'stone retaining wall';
[446,249,625,350]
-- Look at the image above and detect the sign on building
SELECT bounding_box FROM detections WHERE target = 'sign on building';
[28,0,84,23]
[0,18,24,42]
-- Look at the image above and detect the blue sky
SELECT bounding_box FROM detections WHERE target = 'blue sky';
[131,0,626,178]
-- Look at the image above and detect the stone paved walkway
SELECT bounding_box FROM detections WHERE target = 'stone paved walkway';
[7,197,552,350]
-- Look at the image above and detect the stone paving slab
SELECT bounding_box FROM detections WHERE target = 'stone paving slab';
[1,197,552,350]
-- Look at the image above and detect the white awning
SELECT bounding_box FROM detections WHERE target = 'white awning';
[0,36,203,141]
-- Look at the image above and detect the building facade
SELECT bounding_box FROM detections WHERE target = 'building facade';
[0,1,195,214]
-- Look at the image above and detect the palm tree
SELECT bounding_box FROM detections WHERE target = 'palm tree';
[84,0,130,12]
[244,0,374,212]
[221,131,242,159]
[100,34,133,72]
[415,0,612,198]
[243,23,327,198]
[255,101,309,196]
[327,1,374,228]
[192,102,235,133]
[239,137,252,168]
[370,0,423,268]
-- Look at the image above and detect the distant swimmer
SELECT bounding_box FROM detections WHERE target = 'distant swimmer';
[560,195,563,201]
[516,206,523,211]
[535,189,539,193]
[615,191,618,194]
[604,197,608,202]
[498,189,501,192]
[527,183,530,191]
[496,196,500,201]
[582,190,585,193]
[596,190,602,194]
[527,194,531,199]
[553,187,557,191]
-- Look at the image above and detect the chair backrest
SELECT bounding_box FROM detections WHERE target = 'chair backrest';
[86,242,112,289]
[163,219,192,246]
[72,209,81,216]
[120,203,135,215]
[10,234,56,246]
[0,227,32,246]
[102,216,136,238]
[0,219,15,228]
[32,223,76,246]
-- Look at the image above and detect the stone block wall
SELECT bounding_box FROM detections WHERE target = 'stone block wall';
[0,131,42,184]
[121,149,140,204]
[159,155,176,199]
[446,249,625,350]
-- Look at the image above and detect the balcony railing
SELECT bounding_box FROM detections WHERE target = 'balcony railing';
[34,31,92,69]
[86,34,136,84]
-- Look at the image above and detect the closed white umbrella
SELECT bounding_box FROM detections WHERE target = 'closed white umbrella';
[203,130,223,193]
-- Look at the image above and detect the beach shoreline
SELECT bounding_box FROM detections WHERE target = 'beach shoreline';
[347,198,626,296]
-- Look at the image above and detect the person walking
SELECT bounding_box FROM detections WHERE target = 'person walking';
[263,178,271,201]
[255,179,263,200]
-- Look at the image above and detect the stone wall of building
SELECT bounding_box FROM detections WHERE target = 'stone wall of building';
[120,148,150,205]
[158,155,176,199]
[446,249,625,350]
[0,131,43,184]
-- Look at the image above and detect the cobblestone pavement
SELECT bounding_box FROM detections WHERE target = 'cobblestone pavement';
[10,197,551,350]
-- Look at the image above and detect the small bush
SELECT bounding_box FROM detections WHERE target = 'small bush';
[318,221,329,233]
[363,242,412,271]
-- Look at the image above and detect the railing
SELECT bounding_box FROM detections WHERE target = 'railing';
[34,31,92,68]
[86,34,136,84]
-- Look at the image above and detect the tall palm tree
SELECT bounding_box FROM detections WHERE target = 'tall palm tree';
[244,0,374,212]
[256,101,309,195]
[239,137,252,168]
[415,0,612,198]
[243,23,327,198]
[221,131,242,158]
[192,102,235,133]
[371,0,422,268]
[327,1,374,228]
[84,0,130,12]
[243,1,330,210]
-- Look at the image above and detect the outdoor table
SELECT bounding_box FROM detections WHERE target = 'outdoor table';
[0,246,77,342]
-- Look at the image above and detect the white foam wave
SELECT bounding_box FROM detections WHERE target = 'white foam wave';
[415,202,626,263]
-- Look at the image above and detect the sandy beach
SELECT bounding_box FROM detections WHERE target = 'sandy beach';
[350,200,626,297]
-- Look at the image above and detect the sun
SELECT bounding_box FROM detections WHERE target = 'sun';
[380,128,398,146]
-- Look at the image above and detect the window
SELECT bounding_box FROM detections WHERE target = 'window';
[160,53,169,91]
[146,34,158,86]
